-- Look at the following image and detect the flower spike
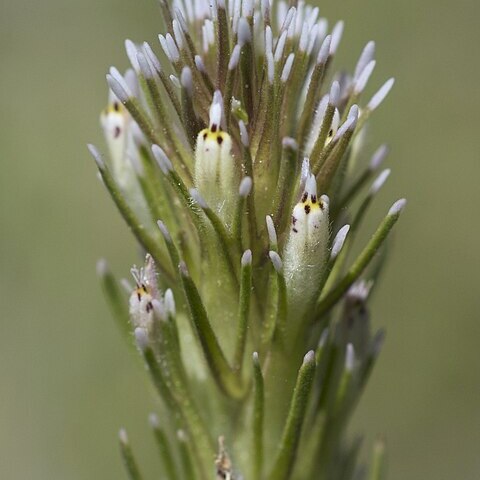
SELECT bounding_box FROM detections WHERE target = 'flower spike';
[93,3,406,478]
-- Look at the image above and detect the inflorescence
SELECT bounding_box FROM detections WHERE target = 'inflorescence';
[90,0,404,478]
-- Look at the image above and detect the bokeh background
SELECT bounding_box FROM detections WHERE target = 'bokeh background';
[1,0,479,478]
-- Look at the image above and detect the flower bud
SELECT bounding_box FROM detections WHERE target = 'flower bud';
[283,174,329,314]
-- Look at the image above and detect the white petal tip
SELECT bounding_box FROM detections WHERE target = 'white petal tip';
[329,81,341,107]
[281,53,295,83]
[345,343,355,371]
[237,17,252,45]
[303,350,315,365]
[369,145,389,170]
[180,67,193,95]
[282,137,298,150]
[239,120,249,146]
[164,289,176,317]
[177,430,187,441]
[118,428,129,444]
[148,413,160,428]
[388,198,406,216]
[330,20,344,54]
[319,328,329,348]
[266,215,278,246]
[241,249,252,266]
[157,220,172,241]
[189,188,208,209]
[368,78,395,111]
[228,44,241,70]
[136,51,153,78]
[239,176,253,197]
[152,145,173,174]
[96,258,108,276]
[331,224,350,259]
[370,168,391,195]
[317,34,331,64]
[87,144,105,170]
[269,250,283,273]
[194,55,206,73]
[354,59,376,93]
[106,73,130,102]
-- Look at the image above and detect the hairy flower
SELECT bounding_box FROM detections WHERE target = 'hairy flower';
[91,0,405,478]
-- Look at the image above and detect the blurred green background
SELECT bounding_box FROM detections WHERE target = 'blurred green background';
[1,0,479,478]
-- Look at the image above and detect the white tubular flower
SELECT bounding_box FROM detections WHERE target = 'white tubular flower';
[194,95,238,222]
[100,90,133,188]
[99,89,150,225]
[128,255,159,330]
[283,174,329,314]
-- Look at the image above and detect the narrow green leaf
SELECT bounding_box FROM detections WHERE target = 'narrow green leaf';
[88,145,175,284]
[149,414,179,480]
[270,251,288,339]
[189,188,240,285]
[179,262,245,399]
[273,138,300,234]
[152,303,214,470]
[177,431,196,480]
[310,102,336,171]
[119,429,144,480]
[142,67,193,178]
[316,200,406,317]
[96,259,130,340]
[297,57,328,146]
[216,4,231,88]
[269,351,316,480]
[157,220,181,274]
[252,352,265,480]
[370,438,387,480]
[316,126,356,194]
[233,250,253,372]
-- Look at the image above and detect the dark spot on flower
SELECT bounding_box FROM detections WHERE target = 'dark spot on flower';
[146,301,153,313]
[304,205,311,214]
[203,132,208,140]
[292,216,297,225]
[114,126,121,138]
[217,136,223,145]
[311,195,317,204]
[113,102,120,112]
[137,292,141,302]
[301,192,308,203]
[211,124,218,132]
[293,227,298,233]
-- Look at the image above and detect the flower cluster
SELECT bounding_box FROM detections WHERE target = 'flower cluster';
[90,0,405,478]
